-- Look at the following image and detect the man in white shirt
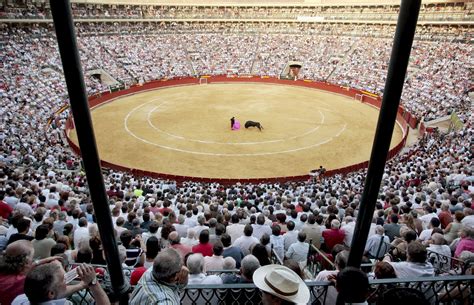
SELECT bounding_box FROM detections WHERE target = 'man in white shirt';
[73,217,89,249]
[233,224,259,256]
[341,216,356,247]
[283,221,299,251]
[226,214,245,244]
[286,232,309,267]
[418,217,441,244]
[187,253,222,284]
[384,241,435,278]
[173,215,189,238]
[364,225,390,259]
[252,214,271,240]
[461,208,474,227]
[203,242,225,272]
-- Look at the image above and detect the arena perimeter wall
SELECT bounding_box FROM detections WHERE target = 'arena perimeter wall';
[65,76,415,185]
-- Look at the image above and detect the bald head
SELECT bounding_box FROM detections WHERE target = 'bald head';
[169,231,180,244]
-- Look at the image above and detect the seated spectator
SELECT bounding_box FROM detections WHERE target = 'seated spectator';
[285,231,309,268]
[427,233,451,272]
[7,218,33,245]
[32,224,56,259]
[203,241,225,272]
[169,231,191,262]
[454,226,474,258]
[220,257,239,283]
[365,225,390,259]
[221,233,244,268]
[233,224,259,256]
[376,287,429,305]
[383,241,435,277]
[144,236,160,269]
[270,225,285,262]
[120,230,144,267]
[252,243,271,266]
[12,261,108,305]
[383,214,402,242]
[192,229,213,257]
[186,253,222,284]
[253,264,310,305]
[181,228,198,247]
[335,267,370,305]
[130,248,188,304]
[444,211,464,244]
[322,219,345,252]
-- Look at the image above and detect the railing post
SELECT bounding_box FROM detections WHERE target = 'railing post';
[348,0,421,268]
[49,0,129,302]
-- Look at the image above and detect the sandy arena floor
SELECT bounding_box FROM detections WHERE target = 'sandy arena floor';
[69,82,403,179]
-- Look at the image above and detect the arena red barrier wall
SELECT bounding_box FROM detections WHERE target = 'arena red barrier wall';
[65,76,412,185]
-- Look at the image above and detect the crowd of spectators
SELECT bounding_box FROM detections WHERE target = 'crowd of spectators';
[1,2,472,22]
[0,15,473,305]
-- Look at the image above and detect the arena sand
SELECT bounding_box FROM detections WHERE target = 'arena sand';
[68,82,404,179]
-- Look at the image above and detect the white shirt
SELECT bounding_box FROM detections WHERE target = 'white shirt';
[73,227,89,249]
[283,230,299,251]
[389,261,435,278]
[226,223,245,244]
[461,215,474,227]
[342,222,356,247]
[364,234,390,258]
[270,234,285,261]
[187,273,223,285]
[418,229,433,242]
[286,241,309,265]
[203,255,225,272]
[251,224,272,240]
[233,235,259,255]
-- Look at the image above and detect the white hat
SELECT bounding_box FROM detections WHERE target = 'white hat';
[253,265,310,304]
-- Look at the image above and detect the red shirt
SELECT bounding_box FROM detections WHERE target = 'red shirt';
[0,200,13,219]
[192,242,213,257]
[438,211,453,229]
[322,229,345,252]
[0,273,26,305]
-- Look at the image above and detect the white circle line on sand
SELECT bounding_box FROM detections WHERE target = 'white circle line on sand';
[121,88,347,156]
[146,105,326,145]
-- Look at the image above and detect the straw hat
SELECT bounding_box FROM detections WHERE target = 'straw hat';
[253,265,310,304]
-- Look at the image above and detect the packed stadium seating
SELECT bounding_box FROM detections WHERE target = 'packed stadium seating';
[0,1,473,304]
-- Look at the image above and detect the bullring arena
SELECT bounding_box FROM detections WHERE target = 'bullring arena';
[68,77,405,179]
[1,0,474,304]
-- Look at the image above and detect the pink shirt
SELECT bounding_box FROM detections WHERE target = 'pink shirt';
[455,238,474,258]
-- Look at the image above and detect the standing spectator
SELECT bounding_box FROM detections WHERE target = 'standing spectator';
[130,248,188,305]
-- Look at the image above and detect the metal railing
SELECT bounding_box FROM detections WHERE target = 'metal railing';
[67,274,474,305]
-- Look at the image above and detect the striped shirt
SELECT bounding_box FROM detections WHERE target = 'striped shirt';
[130,269,181,305]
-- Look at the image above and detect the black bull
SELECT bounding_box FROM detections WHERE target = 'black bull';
[244,121,263,131]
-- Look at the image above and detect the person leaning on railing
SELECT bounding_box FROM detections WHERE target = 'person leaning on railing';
[11,261,108,305]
